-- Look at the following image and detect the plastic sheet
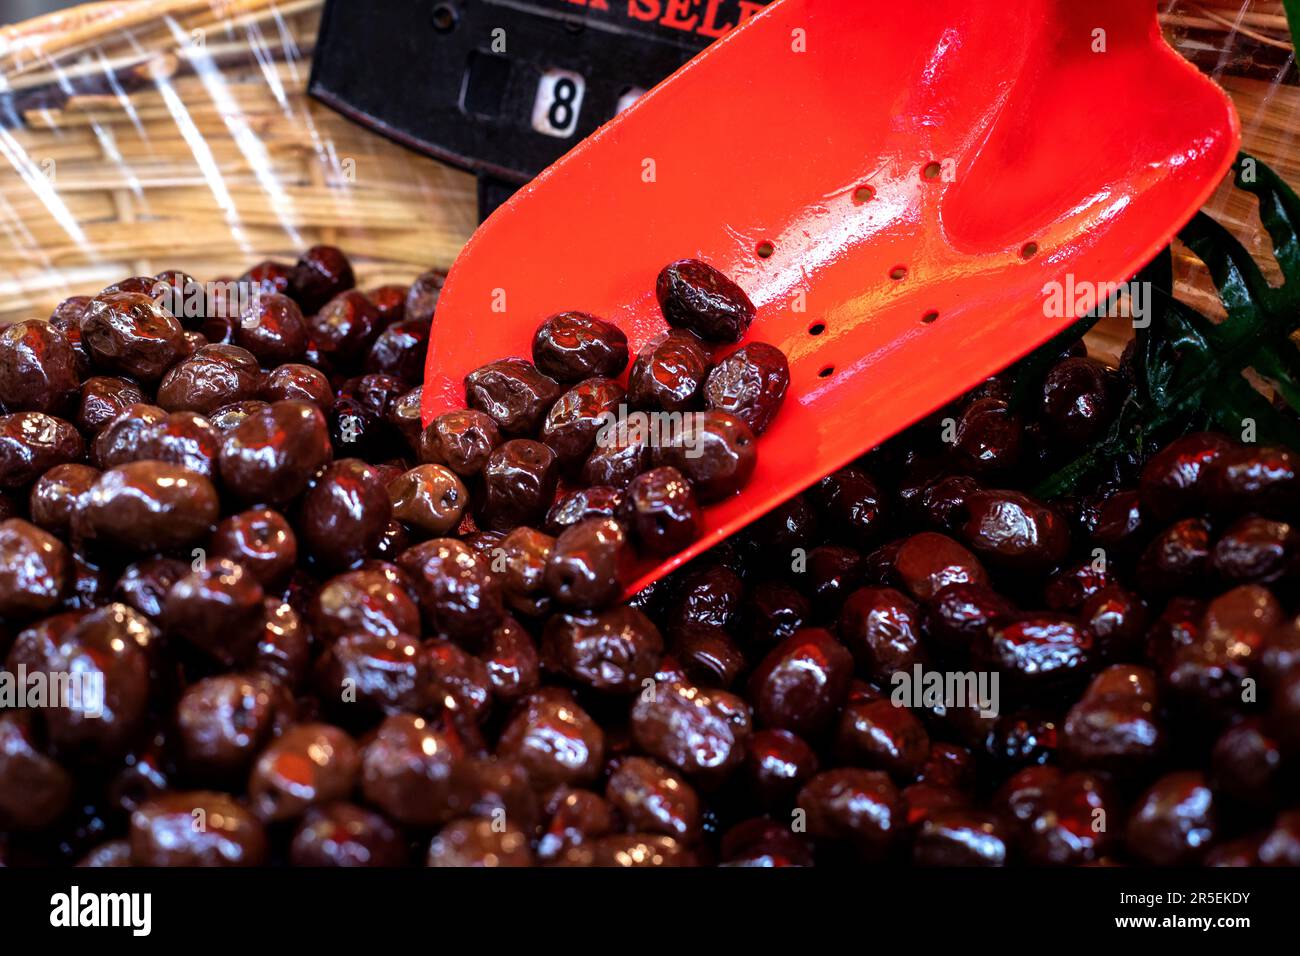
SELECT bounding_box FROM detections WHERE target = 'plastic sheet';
[0,0,476,326]
[0,0,1296,335]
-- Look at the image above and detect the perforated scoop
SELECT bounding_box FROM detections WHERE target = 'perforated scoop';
[422,0,1240,595]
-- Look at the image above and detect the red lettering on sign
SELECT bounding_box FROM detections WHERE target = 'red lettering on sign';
[622,1,764,38]
[697,0,733,38]
[564,0,611,8]
[659,0,700,32]
[736,1,764,25]
[627,0,660,23]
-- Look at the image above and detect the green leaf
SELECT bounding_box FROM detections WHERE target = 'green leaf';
[1253,343,1300,411]
[1283,1,1300,77]
[1209,373,1300,451]
[1239,158,1300,276]
[1179,210,1273,329]
[1132,249,1176,404]
[1029,154,1300,498]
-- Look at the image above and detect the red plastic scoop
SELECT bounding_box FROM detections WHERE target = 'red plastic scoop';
[422,0,1239,594]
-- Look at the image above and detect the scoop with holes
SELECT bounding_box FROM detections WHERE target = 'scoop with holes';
[422,0,1240,595]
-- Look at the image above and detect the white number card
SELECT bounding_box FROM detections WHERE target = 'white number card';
[531,69,586,138]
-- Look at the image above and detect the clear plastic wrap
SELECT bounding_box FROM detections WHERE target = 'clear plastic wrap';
[1161,2,1299,301]
[0,0,1296,338]
[0,0,476,326]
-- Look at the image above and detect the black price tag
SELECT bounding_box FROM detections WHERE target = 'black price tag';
[309,0,771,218]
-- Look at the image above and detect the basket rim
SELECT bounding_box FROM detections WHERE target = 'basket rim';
[1,2,144,52]
[1,1,310,78]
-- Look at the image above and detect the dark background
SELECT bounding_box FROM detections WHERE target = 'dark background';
[2,0,87,26]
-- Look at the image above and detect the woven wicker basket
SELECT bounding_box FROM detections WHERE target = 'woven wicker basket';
[0,0,476,326]
[0,0,1297,355]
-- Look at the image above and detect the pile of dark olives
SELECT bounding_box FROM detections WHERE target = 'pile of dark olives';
[1,243,1296,868]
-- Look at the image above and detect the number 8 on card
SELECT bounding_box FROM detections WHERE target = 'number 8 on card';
[531,69,587,138]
